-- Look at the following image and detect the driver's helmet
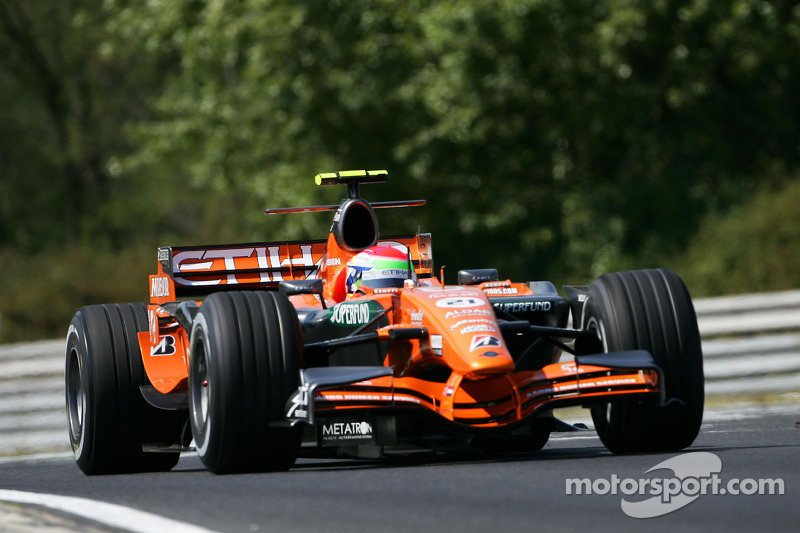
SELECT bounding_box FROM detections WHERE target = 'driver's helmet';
[345,245,411,296]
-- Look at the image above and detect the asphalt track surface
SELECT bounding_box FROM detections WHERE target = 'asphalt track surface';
[0,405,797,533]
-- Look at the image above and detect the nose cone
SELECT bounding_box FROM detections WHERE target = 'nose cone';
[400,286,516,378]
[460,332,515,378]
[464,348,516,379]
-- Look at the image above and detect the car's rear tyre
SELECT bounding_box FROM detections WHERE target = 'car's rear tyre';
[583,269,704,453]
[65,304,185,475]
[189,291,303,474]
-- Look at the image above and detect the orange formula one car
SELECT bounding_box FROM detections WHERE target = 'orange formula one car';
[65,171,704,474]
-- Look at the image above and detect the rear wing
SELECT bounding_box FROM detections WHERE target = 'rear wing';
[149,234,432,303]
[152,239,326,301]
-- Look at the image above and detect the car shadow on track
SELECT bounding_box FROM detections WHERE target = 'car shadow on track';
[294,447,615,472]
[171,442,616,475]
[172,440,799,475]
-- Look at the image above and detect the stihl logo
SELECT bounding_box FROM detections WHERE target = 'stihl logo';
[469,335,501,352]
[171,245,319,286]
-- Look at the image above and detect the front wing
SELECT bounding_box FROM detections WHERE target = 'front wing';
[282,350,662,434]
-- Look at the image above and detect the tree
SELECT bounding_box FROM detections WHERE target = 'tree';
[3,0,800,281]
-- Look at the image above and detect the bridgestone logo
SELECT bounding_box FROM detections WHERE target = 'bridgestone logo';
[331,303,371,325]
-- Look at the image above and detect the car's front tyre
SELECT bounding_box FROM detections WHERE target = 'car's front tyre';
[583,269,704,453]
[189,291,303,474]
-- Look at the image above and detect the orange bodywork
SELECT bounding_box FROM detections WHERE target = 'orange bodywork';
[137,236,661,427]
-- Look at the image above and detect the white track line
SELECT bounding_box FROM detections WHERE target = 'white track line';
[0,490,220,533]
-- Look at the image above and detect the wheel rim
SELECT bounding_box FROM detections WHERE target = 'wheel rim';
[66,347,85,449]
[585,315,614,427]
[584,316,609,353]
[191,337,210,433]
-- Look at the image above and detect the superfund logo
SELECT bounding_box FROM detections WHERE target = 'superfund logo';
[331,302,371,326]
[494,300,552,313]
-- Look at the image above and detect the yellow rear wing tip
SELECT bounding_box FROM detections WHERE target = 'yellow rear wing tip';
[314,170,389,186]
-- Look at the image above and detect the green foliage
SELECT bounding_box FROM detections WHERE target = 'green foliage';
[2,0,800,340]
[0,0,153,249]
[0,244,155,343]
[674,180,800,296]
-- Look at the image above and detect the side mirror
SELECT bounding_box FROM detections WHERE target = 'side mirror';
[279,279,326,308]
[457,269,499,285]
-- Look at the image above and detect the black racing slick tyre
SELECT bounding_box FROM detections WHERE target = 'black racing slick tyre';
[583,269,704,454]
[188,291,304,474]
[65,304,186,475]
